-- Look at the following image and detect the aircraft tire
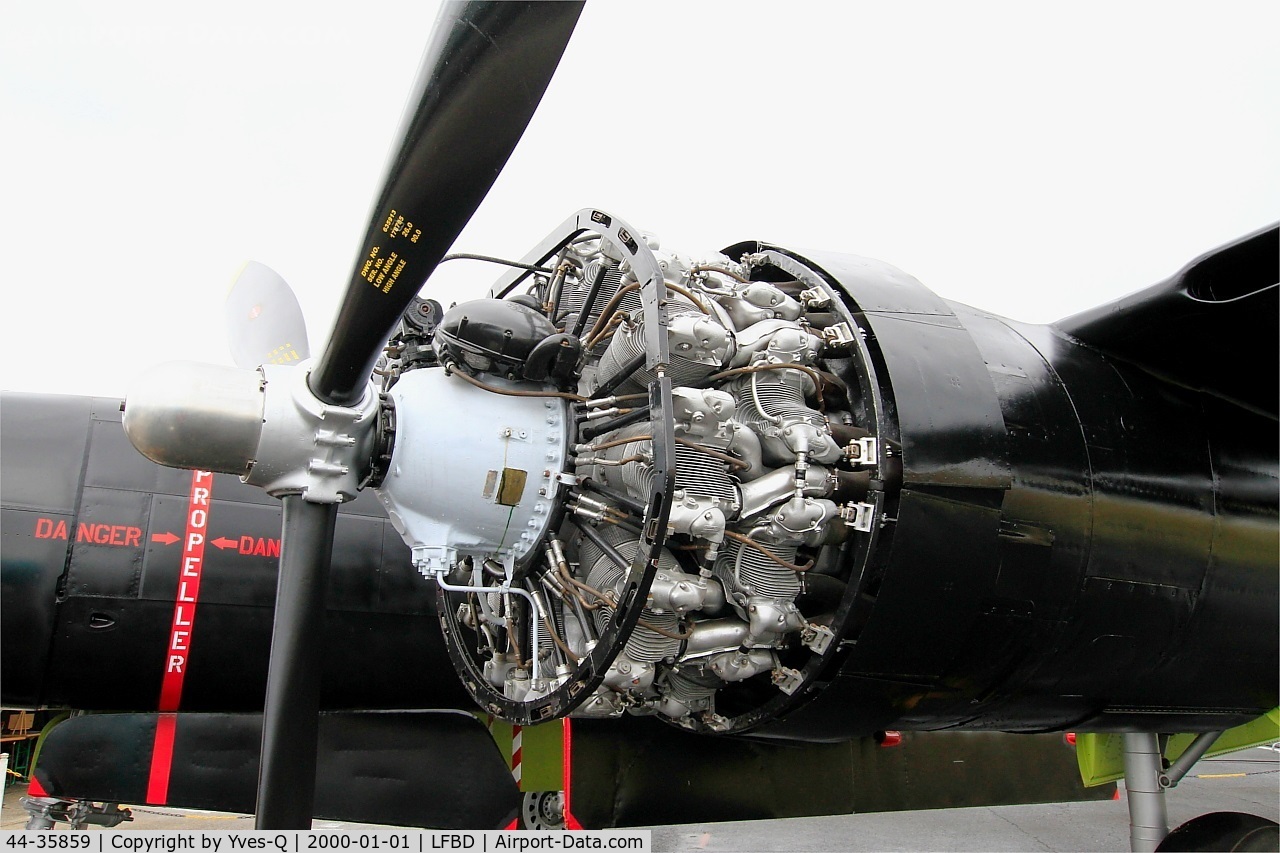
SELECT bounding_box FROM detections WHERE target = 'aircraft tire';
[1156,811,1279,852]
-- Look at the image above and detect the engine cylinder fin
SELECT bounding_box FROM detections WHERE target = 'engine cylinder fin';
[665,670,718,707]
[563,260,630,331]
[579,528,684,663]
[594,294,725,391]
[717,538,801,600]
[731,373,822,428]
[624,612,682,663]
[673,443,737,503]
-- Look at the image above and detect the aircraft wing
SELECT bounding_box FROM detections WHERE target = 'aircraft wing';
[1055,223,1279,419]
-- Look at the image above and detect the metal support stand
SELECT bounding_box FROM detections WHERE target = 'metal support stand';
[1122,732,1169,852]
[21,797,132,830]
[20,797,57,830]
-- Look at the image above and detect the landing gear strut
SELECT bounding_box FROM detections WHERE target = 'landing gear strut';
[1123,733,1171,850]
[1120,731,1279,852]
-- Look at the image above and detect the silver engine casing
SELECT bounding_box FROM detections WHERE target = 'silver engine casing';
[378,369,570,574]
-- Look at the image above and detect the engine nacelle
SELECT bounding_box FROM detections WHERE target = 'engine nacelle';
[372,209,1278,739]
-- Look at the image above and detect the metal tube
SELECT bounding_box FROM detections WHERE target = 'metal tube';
[1122,732,1169,852]
[580,407,650,441]
[579,478,647,516]
[429,570,541,681]
[526,582,551,660]
[544,250,571,317]
[440,252,555,275]
[575,520,631,574]
[1163,730,1223,787]
[591,352,646,399]
[570,262,610,338]
[549,538,598,642]
[684,618,750,656]
[570,593,596,642]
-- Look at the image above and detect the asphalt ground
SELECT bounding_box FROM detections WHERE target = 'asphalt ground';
[3,747,1277,852]
[644,748,1280,852]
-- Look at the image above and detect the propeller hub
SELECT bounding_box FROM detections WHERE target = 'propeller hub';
[246,360,378,503]
[125,359,379,504]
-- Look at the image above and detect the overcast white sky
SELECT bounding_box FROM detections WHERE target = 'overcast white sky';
[2,1,1276,398]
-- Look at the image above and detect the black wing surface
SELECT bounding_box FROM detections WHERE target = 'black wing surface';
[1056,223,1279,419]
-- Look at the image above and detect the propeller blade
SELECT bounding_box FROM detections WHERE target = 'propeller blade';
[309,1,584,406]
[224,261,310,369]
[249,2,583,827]
[127,0,585,830]
[255,496,337,829]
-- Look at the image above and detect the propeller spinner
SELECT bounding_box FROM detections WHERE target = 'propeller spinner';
[124,1,584,829]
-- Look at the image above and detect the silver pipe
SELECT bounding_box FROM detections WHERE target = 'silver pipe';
[526,583,562,668]
[1162,730,1223,787]
[550,537,596,644]
[571,595,596,643]
[543,249,571,317]
[751,370,783,425]
[429,570,541,682]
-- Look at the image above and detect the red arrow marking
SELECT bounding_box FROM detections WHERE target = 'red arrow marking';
[151,532,180,545]
[211,537,239,550]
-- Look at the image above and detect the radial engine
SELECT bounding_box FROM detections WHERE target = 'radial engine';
[372,209,893,732]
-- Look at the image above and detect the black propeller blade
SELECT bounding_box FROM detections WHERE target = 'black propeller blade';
[252,0,583,829]
[311,1,585,407]
[255,498,336,828]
